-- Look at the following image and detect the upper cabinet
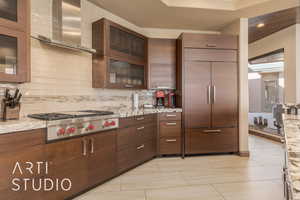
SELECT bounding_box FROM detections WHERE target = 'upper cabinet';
[148,38,177,89]
[92,18,148,89]
[0,0,30,83]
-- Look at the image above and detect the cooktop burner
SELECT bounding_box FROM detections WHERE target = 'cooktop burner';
[28,113,74,120]
[28,110,115,121]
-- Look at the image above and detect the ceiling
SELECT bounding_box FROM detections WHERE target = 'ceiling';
[249,7,300,43]
[88,0,299,31]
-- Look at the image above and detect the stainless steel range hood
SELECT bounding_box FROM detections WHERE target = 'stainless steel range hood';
[32,0,96,54]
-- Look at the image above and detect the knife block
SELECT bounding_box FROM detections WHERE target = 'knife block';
[1,101,21,121]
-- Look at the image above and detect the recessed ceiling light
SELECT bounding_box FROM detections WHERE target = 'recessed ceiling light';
[256,23,265,28]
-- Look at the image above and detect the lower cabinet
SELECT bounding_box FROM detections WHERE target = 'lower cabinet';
[117,114,157,173]
[44,130,117,200]
[0,129,46,200]
[158,112,182,155]
[185,128,238,154]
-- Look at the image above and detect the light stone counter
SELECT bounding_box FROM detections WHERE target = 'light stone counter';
[283,114,300,200]
[0,108,182,135]
[0,117,47,135]
[118,108,182,118]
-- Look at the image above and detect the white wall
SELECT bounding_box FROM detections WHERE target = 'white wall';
[222,18,250,155]
[249,25,297,103]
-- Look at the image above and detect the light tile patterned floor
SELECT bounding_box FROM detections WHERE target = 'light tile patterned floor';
[75,135,284,200]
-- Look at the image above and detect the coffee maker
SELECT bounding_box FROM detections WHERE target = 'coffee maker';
[155,90,165,108]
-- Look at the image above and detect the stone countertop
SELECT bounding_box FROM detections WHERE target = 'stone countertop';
[283,114,300,200]
[0,117,47,135]
[118,108,182,118]
[0,108,182,135]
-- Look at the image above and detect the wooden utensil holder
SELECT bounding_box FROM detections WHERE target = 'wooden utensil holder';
[1,101,21,121]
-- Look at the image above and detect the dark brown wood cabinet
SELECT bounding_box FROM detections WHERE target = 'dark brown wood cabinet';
[45,130,117,200]
[0,0,30,83]
[117,114,157,173]
[148,38,176,89]
[177,33,239,155]
[0,129,45,200]
[158,112,182,155]
[92,18,148,89]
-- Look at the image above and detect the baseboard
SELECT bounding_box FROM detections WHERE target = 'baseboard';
[249,129,282,143]
[239,151,250,157]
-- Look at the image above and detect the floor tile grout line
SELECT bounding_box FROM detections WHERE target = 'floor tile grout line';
[210,183,227,200]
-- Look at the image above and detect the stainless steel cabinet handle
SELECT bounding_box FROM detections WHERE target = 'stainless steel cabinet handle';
[207,86,211,104]
[166,139,177,143]
[166,114,176,117]
[206,44,217,48]
[90,138,94,154]
[137,126,145,131]
[203,130,221,134]
[82,139,87,156]
[212,85,216,104]
[125,84,133,88]
[136,117,144,121]
[137,144,145,150]
[166,122,177,126]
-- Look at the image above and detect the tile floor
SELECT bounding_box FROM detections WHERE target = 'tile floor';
[75,135,284,200]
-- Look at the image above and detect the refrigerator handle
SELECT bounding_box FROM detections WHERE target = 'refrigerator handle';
[212,85,216,104]
[207,86,211,104]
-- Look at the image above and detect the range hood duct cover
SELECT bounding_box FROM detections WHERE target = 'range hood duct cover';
[53,0,81,46]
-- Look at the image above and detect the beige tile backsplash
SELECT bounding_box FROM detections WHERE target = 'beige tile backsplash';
[0,0,155,117]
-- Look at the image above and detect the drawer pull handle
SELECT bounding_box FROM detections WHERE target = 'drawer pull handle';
[90,138,95,154]
[166,114,176,117]
[137,126,145,131]
[136,117,145,121]
[137,145,145,150]
[206,44,217,48]
[203,130,221,134]
[125,84,133,88]
[82,139,87,156]
[166,139,177,143]
[166,122,177,126]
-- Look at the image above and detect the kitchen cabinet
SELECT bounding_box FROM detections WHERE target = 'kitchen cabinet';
[177,33,239,155]
[92,18,147,89]
[0,0,30,83]
[45,130,117,199]
[148,38,176,89]
[158,112,182,155]
[117,114,157,173]
[0,129,46,200]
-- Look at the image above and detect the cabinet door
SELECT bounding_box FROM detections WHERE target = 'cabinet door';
[45,138,88,200]
[0,145,45,200]
[211,62,238,128]
[148,39,176,89]
[0,0,29,31]
[108,59,146,89]
[185,61,211,128]
[87,130,117,187]
[0,26,29,82]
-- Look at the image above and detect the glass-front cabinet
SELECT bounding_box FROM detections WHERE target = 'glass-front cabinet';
[92,18,147,89]
[0,0,30,83]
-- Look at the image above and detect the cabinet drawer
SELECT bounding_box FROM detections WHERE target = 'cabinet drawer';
[160,121,181,137]
[182,33,238,50]
[186,128,238,154]
[136,140,156,162]
[117,146,136,173]
[159,112,181,121]
[160,137,181,155]
[117,123,156,150]
[119,114,155,128]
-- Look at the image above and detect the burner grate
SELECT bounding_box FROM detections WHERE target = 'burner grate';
[28,113,74,121]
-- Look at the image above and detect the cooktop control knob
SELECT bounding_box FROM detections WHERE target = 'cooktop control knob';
[67,127,76,134]
[110,121,116,126]
[88,124,95,130]
[104,121,110,127]
[57,128,65,136]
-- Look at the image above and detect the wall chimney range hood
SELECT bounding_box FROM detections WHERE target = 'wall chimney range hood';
[32,0,96,54]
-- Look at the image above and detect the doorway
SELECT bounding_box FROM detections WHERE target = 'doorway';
[248,49,284,137]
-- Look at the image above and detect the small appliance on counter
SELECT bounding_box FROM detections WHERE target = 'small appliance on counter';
[1,88,22,121]
[155,90,176,108]
[155,90,165,108]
